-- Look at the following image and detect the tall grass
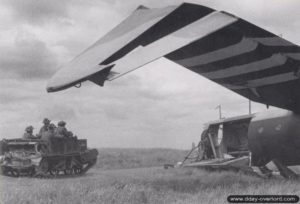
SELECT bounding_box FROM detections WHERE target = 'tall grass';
[95,148,188,170]
[1,168,299,204]
[0,148,299,204]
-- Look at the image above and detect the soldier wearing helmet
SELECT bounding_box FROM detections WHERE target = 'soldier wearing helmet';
[58,121,66,126]
[23,126,36,139]
[55,121,69,138]
[41,123,56,140]
[49,123,56,130]
[41,123,56,153]
[38,118,51,138]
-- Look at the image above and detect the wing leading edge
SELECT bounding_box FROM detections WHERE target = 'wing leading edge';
[47,3,300,112]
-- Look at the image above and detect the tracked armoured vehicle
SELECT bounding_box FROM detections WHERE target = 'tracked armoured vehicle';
[0,137,98,177]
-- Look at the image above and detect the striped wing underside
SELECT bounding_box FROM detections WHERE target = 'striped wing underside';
[51,3,300,112]
[165,14,300,112]
[105,4,300,112]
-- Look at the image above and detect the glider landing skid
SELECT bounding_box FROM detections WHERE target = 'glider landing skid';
[165,147,298,179]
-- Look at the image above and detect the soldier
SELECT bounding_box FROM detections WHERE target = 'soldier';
[55,121,69,138]
[23,126,36,139]
[199,129,214,159]
[38,118,51,137]
[0,139,8,155]
[68,131,74,138]
[41,123,56,153]
[41,123,56,141]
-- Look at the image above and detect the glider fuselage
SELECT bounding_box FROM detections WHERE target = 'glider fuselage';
[248,110,300,166]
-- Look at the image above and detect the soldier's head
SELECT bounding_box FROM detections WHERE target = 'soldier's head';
[58,121,66,127]
[49,123,56,130]
[25,126,34,133]
[43,118,51,125]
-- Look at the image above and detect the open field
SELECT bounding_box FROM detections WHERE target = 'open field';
[0,148,299,204]
[95,148,189,170]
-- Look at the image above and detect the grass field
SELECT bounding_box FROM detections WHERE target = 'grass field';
[95,148,188,170]
[0,148,299,204]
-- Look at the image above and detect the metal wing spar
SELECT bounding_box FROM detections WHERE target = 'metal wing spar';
[47,3,300,113]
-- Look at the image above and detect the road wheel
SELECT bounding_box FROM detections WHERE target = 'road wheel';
[73,167,82,175]
[49,169,59,176]
[28,167,35,177]
[10,169,20,177]
[1,167,8,176]
[40,159,49,171]
[36,159,49,176]
[64,168,73,175]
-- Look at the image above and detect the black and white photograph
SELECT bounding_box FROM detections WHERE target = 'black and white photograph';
[0,0,300,203]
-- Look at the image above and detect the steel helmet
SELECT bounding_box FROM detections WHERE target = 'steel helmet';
[58,121,66,126]
[25,126,34,132]
[49,123,56,129]
[43,118,51,124]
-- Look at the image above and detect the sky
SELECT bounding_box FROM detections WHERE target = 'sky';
[0,0,299,149]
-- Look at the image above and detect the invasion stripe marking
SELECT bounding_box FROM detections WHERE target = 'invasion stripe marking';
[188,44,269,73]
[214,61,297,84]
[202,54,287,79]
[98,6,177,44]
[175,38,257,67]
[222,72,298,90]
[108,11,238,80]
[166,24,244,61]
[102,3,214,65]
[285,53,300,60]
[252,37,294,46]
[174,37,294,68]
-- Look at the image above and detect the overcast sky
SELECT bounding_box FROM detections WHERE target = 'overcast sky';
[0,0,299,149]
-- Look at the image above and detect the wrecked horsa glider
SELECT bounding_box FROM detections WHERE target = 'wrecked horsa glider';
[47,3,300,179]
